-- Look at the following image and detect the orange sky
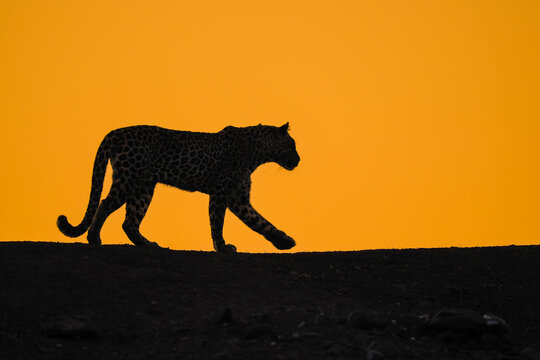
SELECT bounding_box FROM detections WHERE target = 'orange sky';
[1,1,539,252]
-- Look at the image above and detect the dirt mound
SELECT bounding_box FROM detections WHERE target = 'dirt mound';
[1,242,539,359]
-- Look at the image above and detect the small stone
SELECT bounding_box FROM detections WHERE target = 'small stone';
[428,309,484,332]
[483,314,509,334]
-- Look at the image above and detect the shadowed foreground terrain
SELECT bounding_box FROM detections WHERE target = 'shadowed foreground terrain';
[1,242,539,359]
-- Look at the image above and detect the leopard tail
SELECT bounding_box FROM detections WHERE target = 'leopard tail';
[57,135,111,237]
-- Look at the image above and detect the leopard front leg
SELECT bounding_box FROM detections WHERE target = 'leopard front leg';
[209,194,237,253]
[227,185,296,250]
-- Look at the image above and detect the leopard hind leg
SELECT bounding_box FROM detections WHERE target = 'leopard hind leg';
[87,181,127,245]
[122,183,158,247]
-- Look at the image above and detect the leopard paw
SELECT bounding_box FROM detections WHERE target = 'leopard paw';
[87,232,102,245]
[267,231,296,250]
[217,244,237,254]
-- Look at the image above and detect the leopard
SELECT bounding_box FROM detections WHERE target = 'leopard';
[57,123,300,253]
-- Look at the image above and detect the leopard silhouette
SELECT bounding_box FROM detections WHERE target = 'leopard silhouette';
[57,123,300,252]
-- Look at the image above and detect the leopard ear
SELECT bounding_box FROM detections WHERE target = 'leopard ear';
[279,122,289,133]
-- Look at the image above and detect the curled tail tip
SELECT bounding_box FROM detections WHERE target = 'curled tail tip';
[57,215,84,238]
[57,215,72,236]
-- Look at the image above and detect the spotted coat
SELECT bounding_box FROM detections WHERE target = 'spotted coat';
[57,123,300,252]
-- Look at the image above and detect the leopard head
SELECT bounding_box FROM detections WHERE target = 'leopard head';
[270,122,300,170]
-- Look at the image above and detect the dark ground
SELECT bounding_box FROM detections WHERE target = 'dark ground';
[1,242,540,360]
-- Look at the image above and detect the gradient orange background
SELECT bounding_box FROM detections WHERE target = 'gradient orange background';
[1,1,539,252]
